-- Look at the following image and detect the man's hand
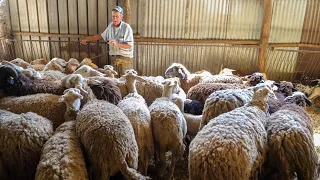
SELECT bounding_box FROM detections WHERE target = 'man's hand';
[108,39,118,47]
[80,39,88,45]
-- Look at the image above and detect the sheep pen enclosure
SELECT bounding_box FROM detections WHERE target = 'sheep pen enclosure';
[1,0,320,179]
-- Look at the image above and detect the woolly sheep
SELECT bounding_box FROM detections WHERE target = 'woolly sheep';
[262,102,318,180]
[189,85,274,180]
[199,74,243,84]
[165,63,211,93]
[0,65,66,96]
[218,68,236,76]
[64,58,80,74]
[117,69,154,175]
[0,110,53,180]
[35,121,88,180]
[61,74,88,95]
[201,88,254,129]
[0,93,67,129]
[171,95,202,136]
[149,79,187,179]
[98,65,118,78]
[58,88,84,121]
[76,100,149,179]
[74,65,104,77]
[79,58,99,69]
[186,82,247,103]
[43,57,67,72]
[41,70,67,81]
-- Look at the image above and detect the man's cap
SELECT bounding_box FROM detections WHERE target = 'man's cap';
[113,6,123,15]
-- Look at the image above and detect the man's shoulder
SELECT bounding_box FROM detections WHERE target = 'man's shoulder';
[121,21,132,30]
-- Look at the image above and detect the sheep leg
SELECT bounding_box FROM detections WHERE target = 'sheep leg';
[138,151,148,175]
[119,159,150,180]
[156,148,167,179]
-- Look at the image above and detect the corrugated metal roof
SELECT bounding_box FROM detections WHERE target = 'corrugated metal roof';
[300,0,320,45]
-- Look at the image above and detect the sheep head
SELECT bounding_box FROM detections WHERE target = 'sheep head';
[165,63,189,79]
[274,81,297,97]
[65,58,80,74]
[59,88,83,111]
[10,58,30,69]
[101,65,118,77]
[80,58,98,69]
[245,72,265,86]
[284,91,312,107]
[219,68,236,76]
[30,58,48,65]
[0,65,19,89]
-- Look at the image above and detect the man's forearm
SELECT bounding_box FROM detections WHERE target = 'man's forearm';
[116,42,132,49]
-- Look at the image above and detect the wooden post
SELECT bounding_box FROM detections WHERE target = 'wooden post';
[123,0,131,24]
[0,0,12,60]
[258,0,273,72]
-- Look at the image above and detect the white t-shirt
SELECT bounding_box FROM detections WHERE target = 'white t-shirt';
[101,21,134,58]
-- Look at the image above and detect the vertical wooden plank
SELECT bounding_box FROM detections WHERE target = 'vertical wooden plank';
[130,0,137,33]
[58,0,68,60]
[98,0,108,67]
[38,0,50,60]
[88,0,98,59]
[27,0,39,61]
[138,0,146,36]
[257,0,273,72]
[123,0,131,24]
[48,0,59,59]
[18,0,31,61]
[9,0,23,59]
[1,0,12,60]
[78,0,88,60]
[68,0,78,59]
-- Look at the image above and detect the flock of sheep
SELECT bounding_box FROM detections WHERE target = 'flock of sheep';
[0,57,319,180]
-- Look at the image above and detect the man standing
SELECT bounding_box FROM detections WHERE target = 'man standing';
[80,6,134,76]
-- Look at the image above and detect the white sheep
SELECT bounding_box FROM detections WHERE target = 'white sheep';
[35,121,88,180]
[58,88,84,121]
[43,57,67,72]
[0,110,53,180]
[149,79,187,179]
[76,99,149,179]
[201,88,254,129]
[171,95,202,136]
[165,63,212,93]
[189,85,274,180]
[98,65,118,78]
[117,69,154,175]
[262,93,318,180]
[74,65,105,77]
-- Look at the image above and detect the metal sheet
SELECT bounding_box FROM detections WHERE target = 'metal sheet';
[269,0,307,43]
[134,43,259,77]
[300,0,320,44]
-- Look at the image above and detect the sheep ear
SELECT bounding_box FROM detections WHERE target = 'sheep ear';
[305,97,312,106]
[63,89,70,94]
[111,69,118,75]
[185,99,192,104]
[137,76,147,83]
[133,70,138,75]
[273,82,281,87]
[58,96,65,102]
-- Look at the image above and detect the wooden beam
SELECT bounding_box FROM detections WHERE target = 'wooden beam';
[258,0,273,72]
[268,43,320,49]
[123,0,131,24]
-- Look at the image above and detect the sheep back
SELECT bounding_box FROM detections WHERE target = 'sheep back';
[117,94,154,174]
[41,70,67,81]
[200,75,243,84]
[0,93,67,129]
[35,121,88,180]
[0,110,53,180]
[187,83,247,103]
[189,106,267,180]
[149,98,187,155]
[76,100,141,179]
[262,104,317,180]
[89,78,122,105]
[201,88,254,129]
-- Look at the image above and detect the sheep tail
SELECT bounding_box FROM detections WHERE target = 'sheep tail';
[119,160,151,180]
